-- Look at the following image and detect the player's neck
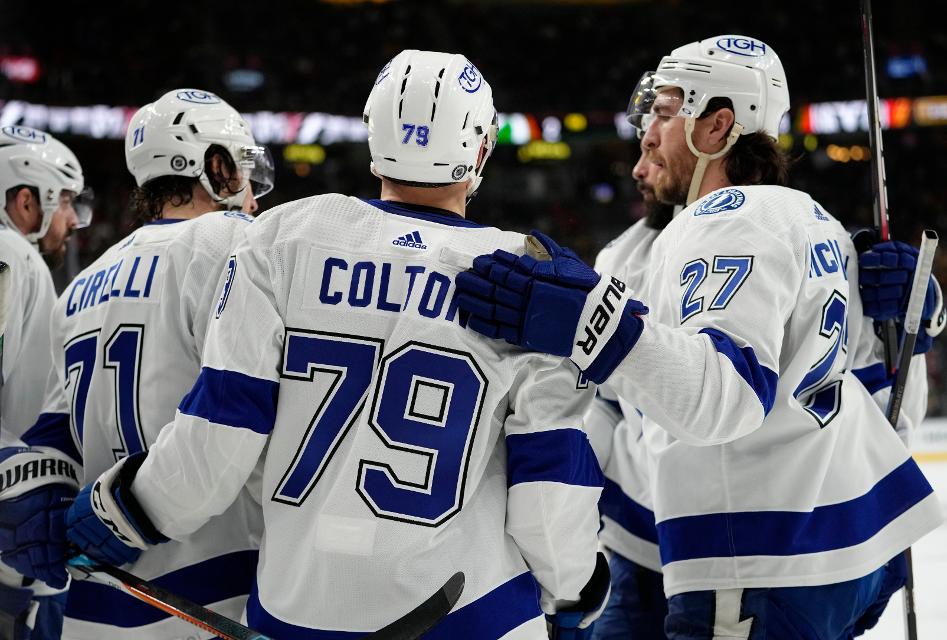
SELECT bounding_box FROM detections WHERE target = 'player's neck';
[694,160,732,200]
[379,180,467,218]
[160,186,222,220]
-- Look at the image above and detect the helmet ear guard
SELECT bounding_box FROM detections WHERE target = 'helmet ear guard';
[0,126,87,243]
[363,50,498,198]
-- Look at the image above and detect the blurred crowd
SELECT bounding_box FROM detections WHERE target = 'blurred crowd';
[2,0,945,414]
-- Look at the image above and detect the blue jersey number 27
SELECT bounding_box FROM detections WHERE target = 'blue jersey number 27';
[680,255,754,323]
[274,330,486,527]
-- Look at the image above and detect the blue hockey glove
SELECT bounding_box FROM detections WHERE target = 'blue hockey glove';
[857,238,944,354]
[0,447,79,589]
[547,552,611,639]
[454,231,648,384]
[65,452,167,567]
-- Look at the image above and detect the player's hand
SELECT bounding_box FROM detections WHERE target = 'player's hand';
[857,237,944,353]
[858,240,938,321]
[454,231,648,383]
[547,552,611,639]
[0,447,79,588]
[65,452,167,567]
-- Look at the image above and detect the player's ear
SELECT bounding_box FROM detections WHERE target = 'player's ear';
[205,146,238,196]
[707,108,736,147]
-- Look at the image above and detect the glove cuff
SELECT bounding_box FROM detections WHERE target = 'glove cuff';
[578,298,648,385]
[569,275,641,371]
[93,453,167,549]
[926,278,945,338]
[0,447,79,501]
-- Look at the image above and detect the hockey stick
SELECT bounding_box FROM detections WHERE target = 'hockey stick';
[881,230,937,640]
[67,555,464,640]
[860,0,900,375]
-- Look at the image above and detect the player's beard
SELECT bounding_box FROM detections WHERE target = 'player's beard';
[38,236,67,270]
[644,199,675,230]
[654,151,696,207]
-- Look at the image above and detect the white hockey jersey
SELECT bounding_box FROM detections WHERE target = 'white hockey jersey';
[131,195,603,639]
[604,185,943,596]
[0,225,58,446]
[38,212,263,639]
[586,219,663,572]
[0,224,68,598]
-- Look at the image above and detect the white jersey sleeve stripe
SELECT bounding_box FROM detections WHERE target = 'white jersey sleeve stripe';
[698,328,778,414]
[247,571,544,638]
[505,428,603,487]
[177,367,279,434]
[657,457,933,565]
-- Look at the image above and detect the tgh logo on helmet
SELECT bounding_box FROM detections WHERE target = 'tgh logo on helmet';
[1,125,47,144]
[175,90,222,104]
[714,37,767,57]
[458,64,482,93]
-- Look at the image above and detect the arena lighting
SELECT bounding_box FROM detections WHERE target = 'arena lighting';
[797,97,912,135]
[4,95,947,145]
[0,55,41,84]
[283,144,326,164]
[517,141,571,162]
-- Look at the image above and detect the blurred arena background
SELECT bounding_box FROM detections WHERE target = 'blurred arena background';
[2,0,945,423]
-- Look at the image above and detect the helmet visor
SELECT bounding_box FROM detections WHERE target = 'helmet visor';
[237,145,275,200]
[626,71,688,138]
[74,187,94,229]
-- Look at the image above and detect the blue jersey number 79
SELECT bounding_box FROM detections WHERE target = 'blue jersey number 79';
[274,330,486,527]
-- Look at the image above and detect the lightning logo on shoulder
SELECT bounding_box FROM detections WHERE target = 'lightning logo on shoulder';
[216,255,237,318]
[694,189,746,216]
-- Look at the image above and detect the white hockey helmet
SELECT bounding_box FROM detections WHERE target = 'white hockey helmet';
[627,35,789,140]
[364,50,498,197]
[125,89,274,210]
[0,125,91,243]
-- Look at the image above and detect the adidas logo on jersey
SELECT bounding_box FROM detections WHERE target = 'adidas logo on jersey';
[392,231,427,250]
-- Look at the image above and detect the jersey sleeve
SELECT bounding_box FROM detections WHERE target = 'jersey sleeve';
[133,236,283,539]
[850,315,928,443]
[609,214,802,446]
[503,356,603,613]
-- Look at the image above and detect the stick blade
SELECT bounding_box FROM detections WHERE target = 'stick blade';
[366,571,465,640]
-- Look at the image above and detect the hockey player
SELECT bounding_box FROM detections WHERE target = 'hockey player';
[455,35,944,638]
[8,89,274,640]
[586,149,672,640]
[0,127,91,640]
[64,52,609,639]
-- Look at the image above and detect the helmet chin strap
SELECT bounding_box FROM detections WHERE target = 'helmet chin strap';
[683,118,743,205]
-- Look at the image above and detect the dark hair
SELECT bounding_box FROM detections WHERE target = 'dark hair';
[701,97,791,187]
[129,145,239,224]
[5,184,40,206]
